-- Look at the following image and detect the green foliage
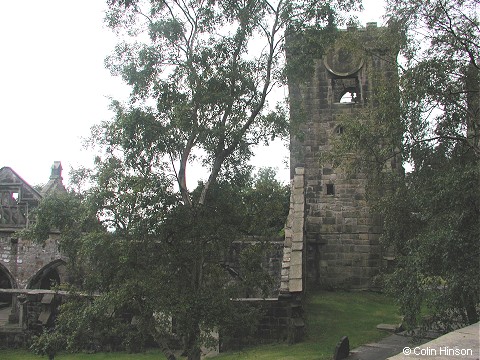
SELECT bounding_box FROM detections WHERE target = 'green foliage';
[2,290,399,360]
[242,168,290,237]
[21,192,101,287]
[27,166,289,358]
[23,192,99,244]
[285,26,338,84]
[31,1,363,359]
[381,0,480,331]
[31,329,66,359]
[381,147,479,331]
[330,0,479,332]
[1,349,168,360]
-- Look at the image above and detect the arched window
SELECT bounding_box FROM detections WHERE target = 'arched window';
[27,260,66,290]
[331,77,361,104]
[339,88,359,103]
[0,264,15,306]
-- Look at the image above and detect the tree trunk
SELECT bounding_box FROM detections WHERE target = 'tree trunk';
[184,324,201,360]
[149,326,177,360]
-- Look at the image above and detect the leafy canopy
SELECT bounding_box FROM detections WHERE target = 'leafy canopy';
[331,0,479,331]
[30,1,363,359]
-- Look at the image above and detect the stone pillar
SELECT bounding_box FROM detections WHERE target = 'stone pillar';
[280,167,305,294]
[279,167,306,343]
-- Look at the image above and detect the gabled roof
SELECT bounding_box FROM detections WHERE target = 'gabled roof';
[0,166,44,228]
[0,166,43,202]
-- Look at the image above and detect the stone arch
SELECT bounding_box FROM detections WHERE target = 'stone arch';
[331,77,361,104]
[0,262,16,305]
[339,87,359,103]
[0,263,16,289]
[27,259,67,290]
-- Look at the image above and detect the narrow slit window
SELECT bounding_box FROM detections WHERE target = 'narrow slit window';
[326,184,335,195]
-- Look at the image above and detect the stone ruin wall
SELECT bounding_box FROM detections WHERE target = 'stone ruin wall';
[288,24,400,289]
[227,238,284,297]
[280,167,305,294]
[223,167,307,348]
[0,234,66,289]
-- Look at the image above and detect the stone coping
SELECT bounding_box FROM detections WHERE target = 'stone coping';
[231,298,280,301]
[0,289,96,297]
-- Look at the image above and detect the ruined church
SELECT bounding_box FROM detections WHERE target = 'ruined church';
[0,22,400,345]
[0,162,67,337]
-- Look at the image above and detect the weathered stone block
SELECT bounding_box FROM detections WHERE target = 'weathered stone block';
[293,175,304,188]
[293,202,304,213]
[289,265,302,279]
[292,221,303,234]
[323,217,336,225]
[290,251,302,266]
[288,278,302,292]
[291,242,303,251]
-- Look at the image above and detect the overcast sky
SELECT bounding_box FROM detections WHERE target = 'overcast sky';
[1,1,385,188]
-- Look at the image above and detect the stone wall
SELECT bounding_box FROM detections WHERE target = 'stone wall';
[0,329,26,349]
[0,233,66,289]
[288,24,400,289]
[220,294,303,351]
[281,167,305,294]
[0,289,63,348]
[221,169,307,350]
[0,164,68,291]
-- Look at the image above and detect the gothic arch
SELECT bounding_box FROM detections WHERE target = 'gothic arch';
[27,259,67,290]
[0,262,16,305]
[0,262,16,289]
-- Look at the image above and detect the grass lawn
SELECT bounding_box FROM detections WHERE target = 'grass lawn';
[0,349,167,360]
[215,290,401,360]
[0,291,400,360]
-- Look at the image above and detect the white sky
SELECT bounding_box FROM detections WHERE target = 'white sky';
[0,1,385,188]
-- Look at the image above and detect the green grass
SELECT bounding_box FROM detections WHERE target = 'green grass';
[0,291,400,360]
[0,349,167,360]
[215,290,401,360]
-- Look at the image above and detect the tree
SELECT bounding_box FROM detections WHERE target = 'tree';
[31,1,362,358]
[101,0,359,207]
[86,2,359,359]
[30,165,289,358]
[242,167,290,237]
[22,191,101,287]
[383,0,479,331]
[332,0,479,331]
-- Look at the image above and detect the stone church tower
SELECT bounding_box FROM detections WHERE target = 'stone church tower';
[287,23,400,289]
